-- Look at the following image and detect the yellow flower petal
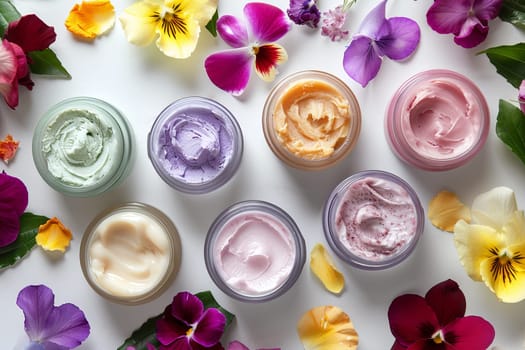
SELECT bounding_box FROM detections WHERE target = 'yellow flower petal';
[65,0,116,40]
[471,186,517,231]
[177,0,217,25]
[501,210,525,245]
[297,305,359,350]
[310,243,345,294]
[36,217,73,252]
[119,1,160,46]
[454,220,504,281]
[428,190,471,232]
[156,14,200,59]
[0,134,19,164]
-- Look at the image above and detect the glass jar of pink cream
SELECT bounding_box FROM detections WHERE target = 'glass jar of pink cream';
[323,170,424,270]
[385,69,489,171]
[204,200,306,302]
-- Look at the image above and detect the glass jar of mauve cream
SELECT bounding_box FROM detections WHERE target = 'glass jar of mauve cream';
[80,202,182,305]
[32,97,135,197]
[323,170,424,270]
[148,96,243,194]
[262,70,361,170]
[204,200,306,302]
[385,69,489,171]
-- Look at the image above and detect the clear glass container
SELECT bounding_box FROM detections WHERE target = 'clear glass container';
[262,70,361,170]
[204,200,306,302]
[80,202,182,305]
[32,96,135,197]
[148,96,243,194]
[385,69,489,171]
[323,170,424,270]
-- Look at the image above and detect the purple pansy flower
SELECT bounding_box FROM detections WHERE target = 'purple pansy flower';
[204,2,290,96]
[519,80,525,115]
[228,340,280,350]
[287,0,320,28]
[388,279,495,349]
[342,0,420,87]
[16,284,90,349]
[427,0,503,49]
[156,291,226,350]
[0,171,28,247]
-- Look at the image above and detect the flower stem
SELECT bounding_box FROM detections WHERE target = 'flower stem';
[342,0,358,12]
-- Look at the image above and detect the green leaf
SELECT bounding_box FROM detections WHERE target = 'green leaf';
[481,43,525,88]
[0,0,20,37]
[116,291,235,350]
[28,49,71,79]
[205,10,219,37]
[500,0,525,30]
[0,212,49,269]
[496,99,525,166]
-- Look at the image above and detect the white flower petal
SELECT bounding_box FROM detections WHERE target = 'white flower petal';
[471,187,517,230]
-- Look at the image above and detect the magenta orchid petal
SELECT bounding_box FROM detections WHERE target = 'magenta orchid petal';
[244,2,290,42]
[357,0,387,39]
[192,308,226,347]
[170,337,193,350]
[0,204,19,247]
[519,80,525,114]
[424,279,466,326]
[0,171,28,215]
[228,341,249,350]
[376,17,420,60]
[217,15,249,48]
[205,49,252,95]
[190,340,225,350]
[156,316,187,345]
[343,35,382,87]
[453,16,489,48]
[426,0,471,34]
[171,291,204,326]
[388,294,439,347]
[474,0,504,21]
[16,285,90,349]
[442,316,495,349]
[5,14,57,52]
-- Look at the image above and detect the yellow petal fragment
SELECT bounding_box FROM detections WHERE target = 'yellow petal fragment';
[310,243,345,294]
[297,305,358,350]
[119,1,159,46]
[0,134,19,163]
[428,190,470,232]
[65,0,116,40]
[36,217,73,252]
[179,0,218,25]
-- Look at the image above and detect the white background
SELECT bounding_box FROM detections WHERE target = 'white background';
[1,0,524,348]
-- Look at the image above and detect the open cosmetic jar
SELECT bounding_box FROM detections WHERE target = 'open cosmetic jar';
[204,200,306,302]
[385,69,489,171]
[148,96,244,194]
[80,202,182,305]
[262,70,361,170]
[32,97,135,197]
[323,170,424,270]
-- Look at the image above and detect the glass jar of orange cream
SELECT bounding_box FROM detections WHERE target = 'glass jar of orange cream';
[80,202,182,304]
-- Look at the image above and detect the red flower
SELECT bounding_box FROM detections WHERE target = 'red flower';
[388,279,495,350]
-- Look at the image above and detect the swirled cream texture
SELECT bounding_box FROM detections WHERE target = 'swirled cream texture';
[400,78,482,159]
[273,79,350,159]
[87,212,171,297]
[157,107,233,183]
[336,177,417,261]
[41,109,119,187]
[213,211,296,296]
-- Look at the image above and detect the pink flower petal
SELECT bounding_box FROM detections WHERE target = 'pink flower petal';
[0,203,20,247]
[426,0,470,35]
[5,14,56,52]
[442,316,495,349]
[244,2,290,42]
[228,341,249,350]
[377,17,420,60]
[388,294,439,347]
[192,308,226,347]
[474,0,504,21]
[453,16,489,48]
[519,80,525,114]
[342,35,382,87]
[155,314,187,346]
[217,15,249,48]
[171,291,204,325]
[357,0,386,39]
[0,171,28,215]
[205,48,252,95]
[424,279,466,326]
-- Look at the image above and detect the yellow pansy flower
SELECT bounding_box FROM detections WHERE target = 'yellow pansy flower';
[119,0,217,59]
[36,217,73,252]
[454,187,525,303]
[65,0,116,40]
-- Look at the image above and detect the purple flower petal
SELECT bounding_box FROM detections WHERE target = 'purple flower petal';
[191,340,225,350]
[388,294,439,347]
[156,315,187,346]
[0,203,20,247]
[244,3,290,42]
[217,15,249,48]
[205,48,252,95]
[358,0,387,39]
[0,171,28,215]
[287,0,320,28]
[519,80,525,114]
[171,291,204,325]
[5,14,56,53]
[453,16,489,48]
[424,279,466,327]
[16,285,90,348]
[192,308,226,347]
[426,0,471,35]
[342,35,382,87]
[228,341,249,350]
[391,340,407,350]
[474,0,504,21]
[442,316,495,349]
[376,17,420,60]
[167,338,193,350]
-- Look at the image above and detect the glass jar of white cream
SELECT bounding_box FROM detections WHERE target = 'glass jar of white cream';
[80,202,182,304]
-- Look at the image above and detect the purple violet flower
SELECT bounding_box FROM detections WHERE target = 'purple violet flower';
[0,171,28,247]
[519,80,525,115]
[204,2,290,96]
[16,284,90,349]
[287,0,320,28]
[342,0,420,87]
[228,340,280,350]
[426,0,503,48]
[156,291,226,350]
